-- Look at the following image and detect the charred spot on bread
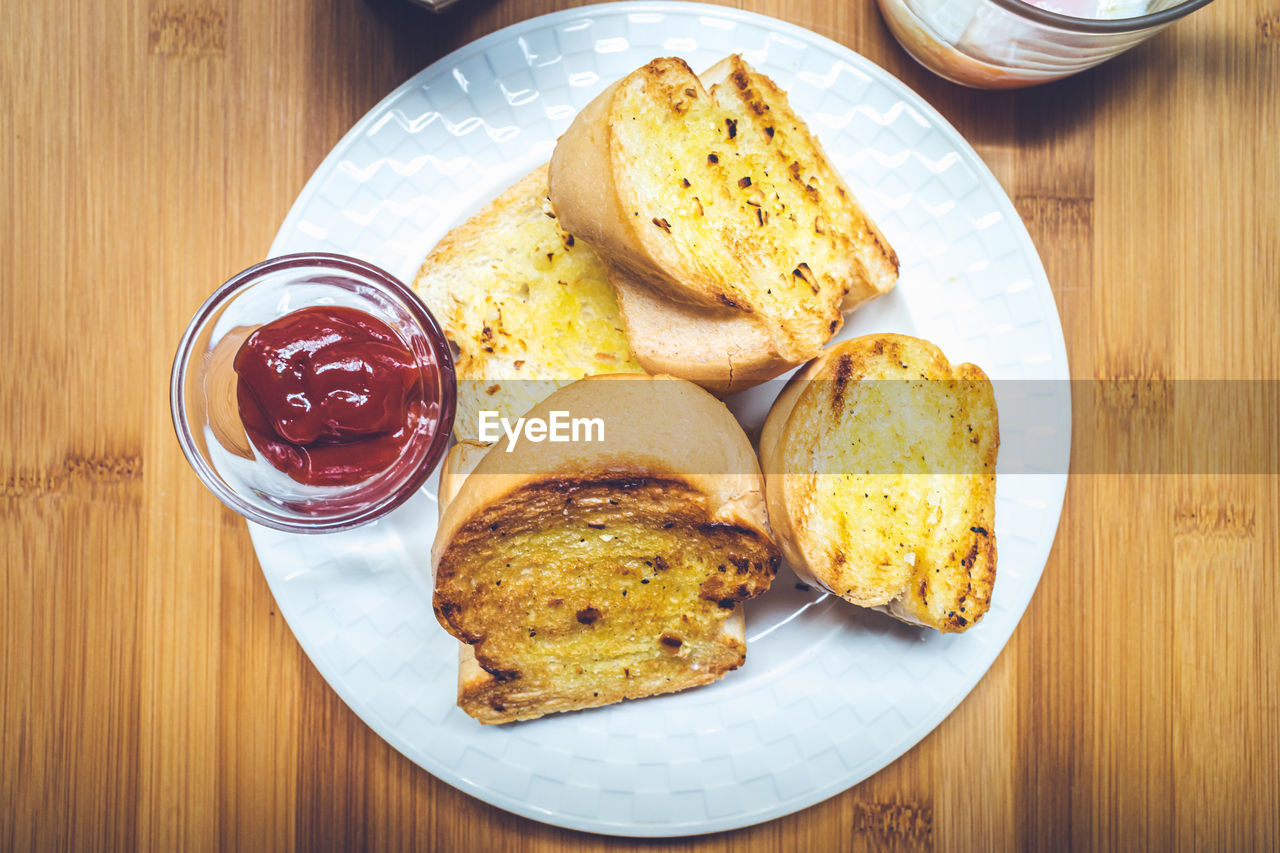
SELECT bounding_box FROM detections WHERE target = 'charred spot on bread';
[700,521,757,538]
[478,661,521,682]
[792,262,816,293]
[716,292,745,310]
[830,353,854,414]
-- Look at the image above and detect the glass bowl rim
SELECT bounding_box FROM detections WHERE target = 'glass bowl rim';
[170,252,457,534]
[985,0,1215,34]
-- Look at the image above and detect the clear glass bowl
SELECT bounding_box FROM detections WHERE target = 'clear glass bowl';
[877,0,1217,87]
[171,253,456,533]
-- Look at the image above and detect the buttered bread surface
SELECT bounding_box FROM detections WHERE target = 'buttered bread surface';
[413,166,643,441]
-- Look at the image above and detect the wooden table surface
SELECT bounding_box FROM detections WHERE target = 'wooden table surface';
[3,0,1277,848]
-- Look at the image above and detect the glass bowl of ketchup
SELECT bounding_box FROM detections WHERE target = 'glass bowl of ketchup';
[171,253,456,533]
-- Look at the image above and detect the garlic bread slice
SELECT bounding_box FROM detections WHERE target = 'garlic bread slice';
[550,55,898,364]
[431,375,781,723]
[760,335,998,632]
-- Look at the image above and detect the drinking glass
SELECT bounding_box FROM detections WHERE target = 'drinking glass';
[877,0,1217,87]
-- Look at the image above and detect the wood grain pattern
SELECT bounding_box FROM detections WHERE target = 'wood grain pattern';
[2,0,1277,849]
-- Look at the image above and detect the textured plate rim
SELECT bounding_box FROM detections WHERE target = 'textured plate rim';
[261,0,1071,837]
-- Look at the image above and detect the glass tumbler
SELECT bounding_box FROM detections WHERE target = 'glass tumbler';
[877,0,1217,88]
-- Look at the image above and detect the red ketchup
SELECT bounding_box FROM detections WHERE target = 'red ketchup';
[233,306,434,486]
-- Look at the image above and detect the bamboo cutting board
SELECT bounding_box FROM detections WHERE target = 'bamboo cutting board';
[1,0,1277,849]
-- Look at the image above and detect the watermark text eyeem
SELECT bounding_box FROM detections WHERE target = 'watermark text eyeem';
[477,410,605,452]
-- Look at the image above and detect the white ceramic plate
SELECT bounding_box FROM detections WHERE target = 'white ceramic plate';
[258,1,1069,836]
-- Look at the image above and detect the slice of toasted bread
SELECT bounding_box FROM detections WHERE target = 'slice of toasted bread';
[550,55,898,366]
[759,335,998,632]
[431,375,780,723]
[413,166,644,441]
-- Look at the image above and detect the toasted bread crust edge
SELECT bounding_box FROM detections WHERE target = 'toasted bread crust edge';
[551,58,728,312]
[549,68,689,303]
[608,262,797,395]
